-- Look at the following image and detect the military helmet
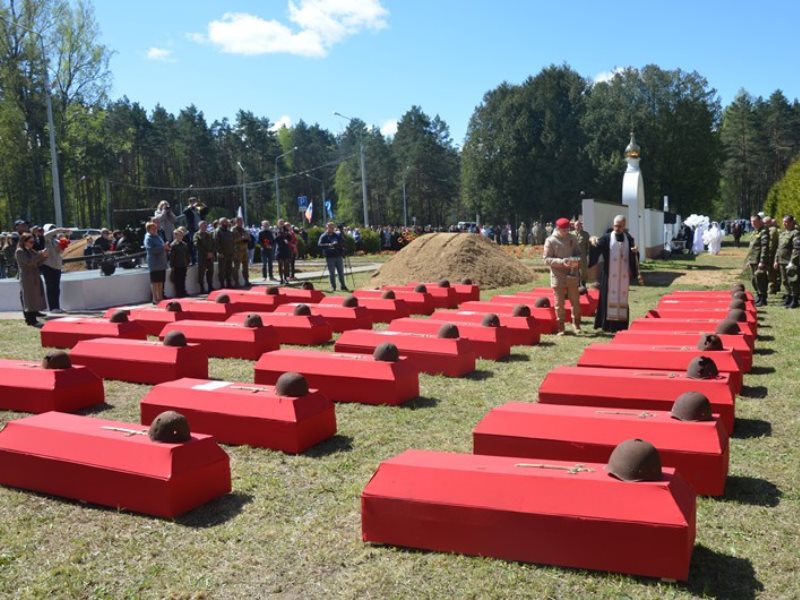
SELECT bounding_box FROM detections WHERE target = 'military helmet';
[481,313,500,327]
[534,297,551,308]
[381,290,396,300]
[373,342,400,362]
[731,283,746,293]
[715,319,740,335]
[302,282,315,290]
[163,330,187,347]
[605,439,662,482]
[109,309,129,323]
[578,285,588,295]
[726,308,747,323]
[437,323,460,339]
[165,301,183,312]
[461,278,473,285]
[671,392,713,422]
[697,333,724,351]
[414,284,427,293]
[342,295,359,308]
[511,304,531,317]
[732,290,747,301]
[293,303,312,316]
[41,350,71,370]
[728,298,746,310]
[686,355,719,379]
[275,372,309,397]
[148,411,191,443]
[438,279,450,288]
[243,314,263,328]
[215,294,230,304]
[265,286,279,295]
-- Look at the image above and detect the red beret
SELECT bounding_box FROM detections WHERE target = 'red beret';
[555,218,571,229]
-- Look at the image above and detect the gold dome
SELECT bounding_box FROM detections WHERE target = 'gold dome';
[625,131,640,158]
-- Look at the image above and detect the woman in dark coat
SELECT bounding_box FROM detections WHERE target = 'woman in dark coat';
[15,232,49,327]
[589,215,642,332]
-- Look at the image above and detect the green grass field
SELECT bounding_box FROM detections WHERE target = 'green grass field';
[1,246,798,599]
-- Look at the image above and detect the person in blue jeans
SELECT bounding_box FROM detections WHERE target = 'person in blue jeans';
[318,222,348,292]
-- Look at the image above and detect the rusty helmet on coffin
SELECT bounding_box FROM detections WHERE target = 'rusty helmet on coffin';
[275,372,309,397]
[302,282,314,290]
[534,297,551,308]
[481,313,500,327]
[697,333,724,351]
[414,284,427,293]
[438,279,450,288]
[381,290,396,299]
[731,283,746,293]
[605,439,662,482]
[293,303,312,316]
[165,301,182,312]
[243,314,263,328]
[163,330,187,347]
[512,304,531,317]
[215,294,230,304]
[41,350,71,370]
[437,323,460,339]
[342,295,359,308]
[687,355,719,379]
[109,309,129,323]
[729,298,746,310]
[578,285,588,295]
[148,410,191,443]
[373,342,400,362]
[461,278,473,285]
[715,319,740,335]
[671,392,713,422]
[732,290,747,301]
[727,308,747,323]
[265,286,279,295]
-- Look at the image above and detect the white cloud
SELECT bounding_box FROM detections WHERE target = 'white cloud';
[270,115,293,131]
[146,47,175,62]
[380,118,397,137]
[191,0,389,58]
[593,67,625,85]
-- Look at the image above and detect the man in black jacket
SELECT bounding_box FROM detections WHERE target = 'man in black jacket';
[258,220,275,281]
[318,222,348,292]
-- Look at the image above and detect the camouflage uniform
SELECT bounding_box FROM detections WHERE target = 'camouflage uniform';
[573,228,591,285]
[215,226,235,288]
[746,225,770,305]
[767,224,781,294]
[776,225,800,307]
[232,225,251,286]
[543,232,581,332]
[194,229,215,292]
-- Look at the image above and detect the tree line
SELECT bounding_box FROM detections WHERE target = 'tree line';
[2,1,799,230]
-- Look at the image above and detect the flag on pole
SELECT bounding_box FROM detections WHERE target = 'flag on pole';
[305,201,313,223]
[237,205,244,220]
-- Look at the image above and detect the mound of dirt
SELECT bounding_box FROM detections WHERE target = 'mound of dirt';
[369,233,535,289]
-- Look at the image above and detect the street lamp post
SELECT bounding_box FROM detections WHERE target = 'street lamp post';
[402,165,411,227]
[305,173,324,226]
[333,112,369,227]
[274,146,298,221]
[237,161,248,225]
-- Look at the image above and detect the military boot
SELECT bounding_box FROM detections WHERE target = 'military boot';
[790,296,799,309]
[754,294,765,307]
[783,294,792,307]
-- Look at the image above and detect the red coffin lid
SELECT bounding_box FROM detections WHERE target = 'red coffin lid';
[129,307,187,321]
[389,317,508,343]
[0,358,88,388]
[158,299,236,318]
[474,402,727,455]
[648,308,756,325]
[429,310,534,327]
[578,343,741,374]
[41,317,146,337]
[274,303,370,319]
[364,450,691,525]
[336,329,471,355]
[0,412,225,479]
[71,337,204,361]
[256,349,414,379]
[276,288,325,303]
[159,319,273,341]
[629,318,755,343]
[226,311,329,328]
[611,331,751,355]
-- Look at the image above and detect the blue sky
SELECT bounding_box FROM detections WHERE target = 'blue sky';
[93,0,800,147]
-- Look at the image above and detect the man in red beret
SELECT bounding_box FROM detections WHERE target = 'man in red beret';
[543,217,582,334]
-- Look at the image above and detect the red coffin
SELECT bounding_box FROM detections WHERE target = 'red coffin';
[40,316,147,349]
[473,402,729,496]
[255,349,419,405]
[276,287,325,304]
[362,449,696,581]
[647,308,757,330]
[462,300,560,336]
[158,320,280,360]
[322,295,411,323]
[273,302,372,332]
[428,310,540,346]
[657,298,756,315]
[70,338,208,384]
[157,299,238,322]
[611,330,752,373]
[629,318,755,347]
[225,312,332,345]
[128,307,190,337]
[0,412,230,518]
[335,330,476,377]
[539,366,735,434]
[577,343,743,394]
[452,283,480,303]
[208,289,285,313]
[515,288,597,317]
[388,317,511,361]
[0,359,104,414]
[669,290,754,301]
[404,283,460,309]
[140,378,336,453]
[356,288,435,315]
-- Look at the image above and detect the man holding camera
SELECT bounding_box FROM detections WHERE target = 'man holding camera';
[318,222,349,292]
[543,217,582,335]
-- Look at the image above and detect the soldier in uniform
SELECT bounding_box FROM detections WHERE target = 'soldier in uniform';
[764,216,781,294]
[193,220,215,293]
[746,214,770,306]
[231,216,251,287]
[543,217,582,335]
[774,215,800,308]
[214,218,235,289]
[572,219,591,286]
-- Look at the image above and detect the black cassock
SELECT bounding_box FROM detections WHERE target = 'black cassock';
[589,231,639,332]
